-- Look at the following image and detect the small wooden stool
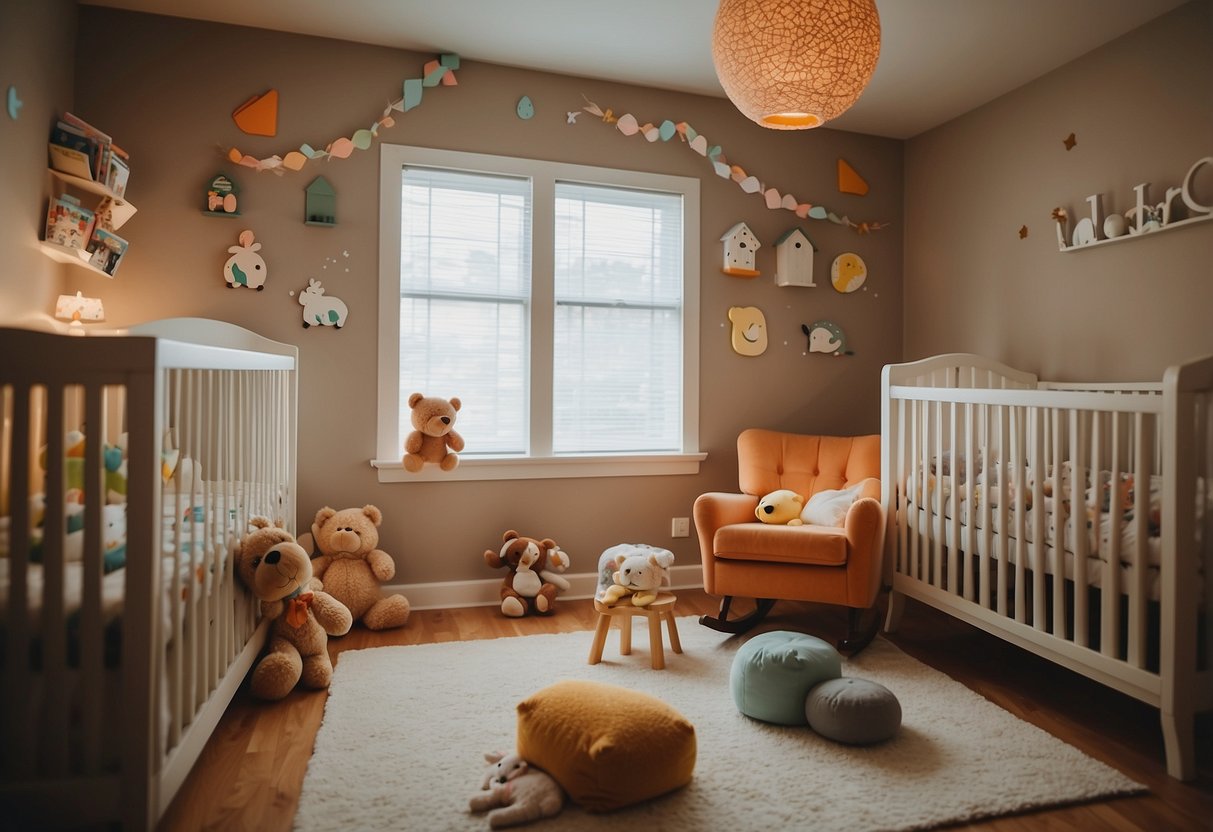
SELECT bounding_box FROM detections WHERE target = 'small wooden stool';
[587,593,682,669]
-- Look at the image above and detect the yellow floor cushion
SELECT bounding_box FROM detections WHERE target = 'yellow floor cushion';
[516,679,696,813]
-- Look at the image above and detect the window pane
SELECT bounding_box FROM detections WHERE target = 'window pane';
[553,182,684,454]
[399,297,527,455]
[553,305,681,453]
[402,168,531,299]
[555,183,682,305]
[399,166,532,456]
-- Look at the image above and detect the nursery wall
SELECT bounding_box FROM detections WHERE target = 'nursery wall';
[71,7,904,588]
[903,0,1213,382]
[0,0,75,325]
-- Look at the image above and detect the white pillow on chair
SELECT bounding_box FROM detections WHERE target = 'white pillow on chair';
[800,482,864,527]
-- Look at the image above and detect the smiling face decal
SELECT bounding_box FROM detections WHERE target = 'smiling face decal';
[728,306,768,356]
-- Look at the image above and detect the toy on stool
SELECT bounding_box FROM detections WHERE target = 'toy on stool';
[484,530,562,618]
[298,504,411,631]
[469,750,564,829]
[599,546,675,607]
[234,517,353,700]
[403,392,464,472]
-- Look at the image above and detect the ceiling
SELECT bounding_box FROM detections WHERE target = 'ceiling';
[80,0,1187,138]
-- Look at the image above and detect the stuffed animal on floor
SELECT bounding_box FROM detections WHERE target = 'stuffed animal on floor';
[234,517,352,700]
[539,545,572,595]
[484,530,561,618]
[298,505,411,631]
[469,750,564,829]
[756,489,806,525]
[600,548,675,607]
[403,392,465,472]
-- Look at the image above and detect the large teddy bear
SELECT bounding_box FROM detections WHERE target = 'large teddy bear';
[234,517,353,700]
[403,392,465,472]
[484,530,562,618]
[301,505,411,631]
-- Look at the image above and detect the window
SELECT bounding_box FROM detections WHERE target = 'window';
[375,145,702,482]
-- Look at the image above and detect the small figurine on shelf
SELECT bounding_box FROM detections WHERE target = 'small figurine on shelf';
[204,173,239,216]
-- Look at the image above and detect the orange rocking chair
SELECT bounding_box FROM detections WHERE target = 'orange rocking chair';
[693,429,885,652]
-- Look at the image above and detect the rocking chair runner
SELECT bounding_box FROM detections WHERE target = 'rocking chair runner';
[693,430,885,653]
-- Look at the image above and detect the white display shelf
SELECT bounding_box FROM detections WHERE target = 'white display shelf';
[1060,212,1213,252]
[39,241,114,278]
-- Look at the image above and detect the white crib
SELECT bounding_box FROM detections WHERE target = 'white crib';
[0,318,297,828]
[881,352,1212,780]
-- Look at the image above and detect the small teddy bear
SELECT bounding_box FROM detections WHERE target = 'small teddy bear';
[600,549,675,607]
[484,530,561,618]
[403,392,465,472]
[234,517,353,700]
[469,750,564,829]
[301,505,411,631]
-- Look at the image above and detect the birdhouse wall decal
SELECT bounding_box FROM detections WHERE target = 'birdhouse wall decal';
[203,172,240,216]
[774,227,817,287]
[305,176,337,226]
[720,221,761,277]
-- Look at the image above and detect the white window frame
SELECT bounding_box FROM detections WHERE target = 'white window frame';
[373,144,703,482]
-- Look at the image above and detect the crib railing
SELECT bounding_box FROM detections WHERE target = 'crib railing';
[880,352,1213,780]
[1,321,297,828]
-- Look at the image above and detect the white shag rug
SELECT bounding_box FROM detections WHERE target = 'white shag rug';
[296,619,1143,831]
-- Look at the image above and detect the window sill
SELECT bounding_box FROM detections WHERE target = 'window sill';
[371,452,707,483]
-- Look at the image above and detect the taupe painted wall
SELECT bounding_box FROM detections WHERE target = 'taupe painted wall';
[904,0,1213,382]
[0,0,75,324]
[69,8,903,585]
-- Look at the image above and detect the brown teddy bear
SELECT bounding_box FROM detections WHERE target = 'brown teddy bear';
[234,517,353,700]
[403,392,464,472]
[484,530,561,618]
[303,505,411,630]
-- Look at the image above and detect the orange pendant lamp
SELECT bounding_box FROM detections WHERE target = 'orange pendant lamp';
[712,0,881,130]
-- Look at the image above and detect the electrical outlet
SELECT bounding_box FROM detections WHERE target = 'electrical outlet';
[671,517,690,538]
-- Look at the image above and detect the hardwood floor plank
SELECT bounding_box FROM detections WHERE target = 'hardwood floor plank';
[158,592,1213,831]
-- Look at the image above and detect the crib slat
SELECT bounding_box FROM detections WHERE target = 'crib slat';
[80,384,105,774]
[1103,412,1124,659]
[996,406,1009,617]
[1072,409,1089,648]
[1128,413,1150,667]
[947,400,959,593]
[933,400,944,588]
[962,402,975,602]
[1031,407,1046,631]
[979,404,993,609]
[1011,407,1027,625]
[1050,408,1065,637]
[42,384,70,776]
[4,384,35,778]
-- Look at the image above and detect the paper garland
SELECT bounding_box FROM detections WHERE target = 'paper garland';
[223,54,460,174]
[578,96,889,235]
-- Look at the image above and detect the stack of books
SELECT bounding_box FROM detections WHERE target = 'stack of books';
[47,112,131,197]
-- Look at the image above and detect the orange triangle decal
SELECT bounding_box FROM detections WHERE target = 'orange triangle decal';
[233,89,279,137]
[837,158,869,196]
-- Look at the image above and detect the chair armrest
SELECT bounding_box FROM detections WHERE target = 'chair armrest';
[694,492,759,595]
[843,496,885,607]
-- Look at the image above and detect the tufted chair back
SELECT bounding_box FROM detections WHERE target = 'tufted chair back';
[737,429,880,500]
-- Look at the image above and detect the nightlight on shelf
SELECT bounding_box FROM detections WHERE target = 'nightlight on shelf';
[712,0,881,130]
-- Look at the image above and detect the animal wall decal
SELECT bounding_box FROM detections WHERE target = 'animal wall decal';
[802,321,852,356]
[299,278,349,329]
[223,230,268,290]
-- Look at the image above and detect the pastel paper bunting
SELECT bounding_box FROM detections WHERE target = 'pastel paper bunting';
[402,78,423,111]
[575,96,888,234]
[223,54,460,175]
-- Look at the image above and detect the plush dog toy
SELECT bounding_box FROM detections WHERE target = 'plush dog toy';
[484,530,562,618]
[403,392,464,472]
[469,750,564,829]
[300,504,411,631]
[234,517,353,700]
[599,548,675,607]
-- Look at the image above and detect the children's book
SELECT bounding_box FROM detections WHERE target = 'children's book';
[85,227,129,276]
[48,143,94,179]
[45,194,96,249]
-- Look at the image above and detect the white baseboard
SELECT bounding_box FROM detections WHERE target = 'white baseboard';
[384,564,704,611]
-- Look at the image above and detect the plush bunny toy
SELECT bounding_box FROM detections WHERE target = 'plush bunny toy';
[469,750,564,829]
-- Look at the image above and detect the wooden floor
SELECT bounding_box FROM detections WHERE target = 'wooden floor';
[159,591,1213,831]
